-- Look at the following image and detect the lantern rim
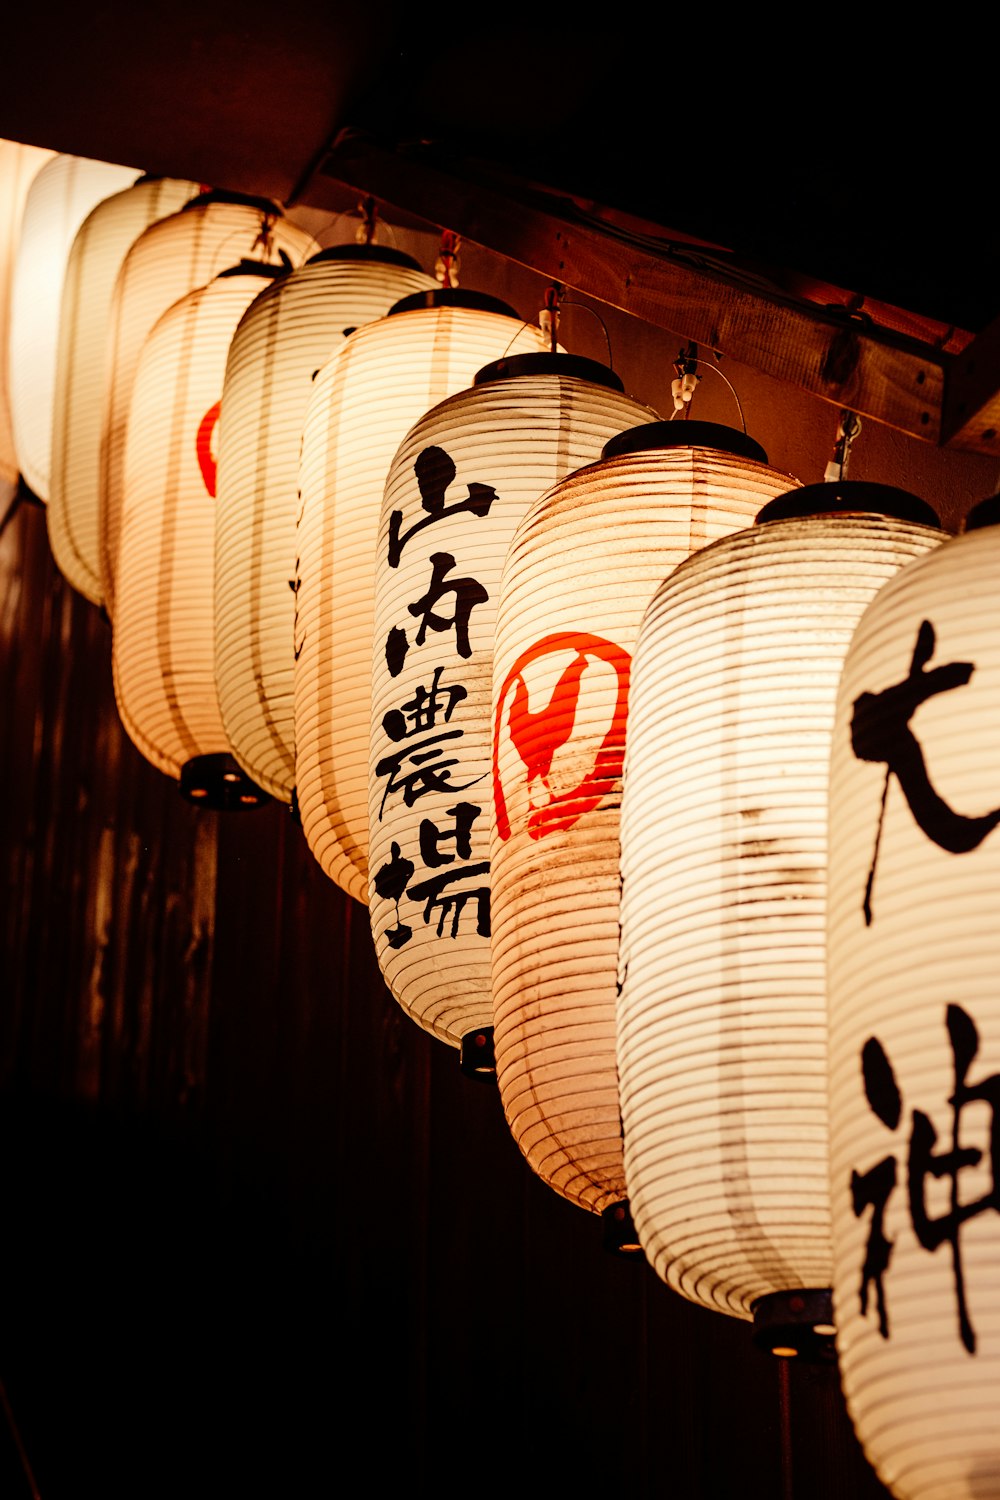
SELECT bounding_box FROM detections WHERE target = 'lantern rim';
[964,492,1000,530]
[600,419,767,464]
[459,1027,496,1081]
[179,755,270,811]
[755,480,941,528]
[387,287,520,319]
[472,351,624,391]
[182,188,283,215]
[751,1288,836,1363]
[305,243,424,272]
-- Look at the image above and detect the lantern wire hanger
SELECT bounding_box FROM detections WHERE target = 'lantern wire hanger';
[669,341,748,432]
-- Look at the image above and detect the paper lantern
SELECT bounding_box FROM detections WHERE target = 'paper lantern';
[827,500,1000,1499]
[214,244,436,804]
[0,138,54,485]
[99,190,317,617]
[112,265,284,803]
[616,485,943,1337]
[490,422,799,1224]
[295,288,546,902]
[8,152,139,501]
[47,175,201,605]
[368,353,660,1057]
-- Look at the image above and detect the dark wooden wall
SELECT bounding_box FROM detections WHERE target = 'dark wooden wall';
[0,486,891,1499]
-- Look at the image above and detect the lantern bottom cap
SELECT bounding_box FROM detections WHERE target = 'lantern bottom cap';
[751,1288,835,1362]
[601,1201,643,1257]
[180,754,270,812]
[459,1027,496,1081]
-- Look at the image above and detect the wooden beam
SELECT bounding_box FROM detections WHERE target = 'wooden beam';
[313,134,950,446]
[941,312,1000,457]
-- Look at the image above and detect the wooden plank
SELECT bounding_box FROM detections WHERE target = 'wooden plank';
[941,311,1000,454]
[314,136,948,445]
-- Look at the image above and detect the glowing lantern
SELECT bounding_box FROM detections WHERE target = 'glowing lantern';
[112,265,284,805]
[8,152,138,501]
[490,422,799,1229]
[827,500,1000,1499]
[616,485,943,1342]
[0,139,54,485]
[295,288,546,902]
[368,353,659,1059]
[214,244,436,804]
[47,175,201,605]
[99,190,317,617]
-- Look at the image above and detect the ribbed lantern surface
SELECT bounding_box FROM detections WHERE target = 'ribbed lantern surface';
[369,354,659,1048]
[616,507,943,1315]
[112,269,279,781]
[214,246,436,803]
[99,193,317,617]
[0,139,53,484]
[828,514,1000,1500]
[47,175,200,605]
[490,425,798,1216]
[9,153,138,501]
[295,293,546,902]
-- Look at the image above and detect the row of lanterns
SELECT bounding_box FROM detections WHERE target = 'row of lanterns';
[3,138,999,1500]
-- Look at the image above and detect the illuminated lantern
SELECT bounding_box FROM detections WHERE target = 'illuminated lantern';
[8,152,138,501]
[490,422,798,1230]
[295,288,546,902]
[214,244,436,804]
[0,139,53,485]
[827,499,1000,1499]
[47,175,201,605]
[369,353,659,1060]
[616,484,943,1343]
[112,264,284,805]
[99,190,317,617]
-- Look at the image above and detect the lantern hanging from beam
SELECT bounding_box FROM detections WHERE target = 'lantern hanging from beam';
[368,352,660,1060]
[490,421,800,1230]
[8,152,139,502]
[99,189,318,618]
[214,243,436,805]
[295,287,546,902]
[47,175,201,606]
[616,483,943,1345]
[827,498,1000,1499]
[0,138,54,486]
[112,263,285,806]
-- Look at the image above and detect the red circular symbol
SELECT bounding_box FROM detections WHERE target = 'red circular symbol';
[196,401,221,497]
[493,631,631,842]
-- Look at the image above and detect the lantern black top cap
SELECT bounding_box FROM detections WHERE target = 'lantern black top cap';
[964,494,1000,531]
[184,188,283,216]
[305,243,424,272]
[755,480,941,528]
[601,420,767,465]
[473,352,624,392]
[217,258,288,281]
[388,287,519,319]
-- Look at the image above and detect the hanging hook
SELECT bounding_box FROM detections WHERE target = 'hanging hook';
[825,408,862,482]
[357,195,378,246]
[540,281,563,355]
[671,341,700,417]
[435,230,461,288]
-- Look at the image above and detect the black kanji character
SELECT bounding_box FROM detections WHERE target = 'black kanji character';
[406,862,491,939]
[387,445,497,567]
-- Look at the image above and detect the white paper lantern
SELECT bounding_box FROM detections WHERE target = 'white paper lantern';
[490,422,800,1224]
[214,244,436,804]
[828,500,1000,1500]
[8,152,139,501]
[0,139,54,485]
[617,486,944,1333]
[295,289,547,903]
[368,353,660,1057]
[99,190,318,617]
[112,265,283,803]
[47,175,201,605]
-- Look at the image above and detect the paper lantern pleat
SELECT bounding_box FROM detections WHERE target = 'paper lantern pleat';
[617,512,943,1318]
[9,153,138,501]
[99,193,317,617]
[368,354,659,1047]
[295,296,545,902]
[490,427,799,1216]
[0,139,54,485]
[828,516,1000,1500]
[112,270,278,781]
[47,175,201,604]
[214,246,436,803]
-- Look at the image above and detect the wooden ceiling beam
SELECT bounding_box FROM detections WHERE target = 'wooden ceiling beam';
[313,133,956,447]
[941,314,1000,458]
